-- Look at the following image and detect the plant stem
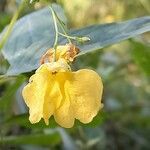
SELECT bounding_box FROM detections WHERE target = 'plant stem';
[58,32,90,43]
[0,75,16,85]
[0,0,26,50]
[50,6,59,61]
[53,11,71,43]
[139,0,150,13]
[58,32,76,40]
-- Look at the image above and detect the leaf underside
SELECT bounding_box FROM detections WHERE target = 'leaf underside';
[1,5,150,75]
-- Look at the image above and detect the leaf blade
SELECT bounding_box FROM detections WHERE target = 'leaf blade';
[0,133,61,146]
[131,41,150,76]
[1,5,150,75]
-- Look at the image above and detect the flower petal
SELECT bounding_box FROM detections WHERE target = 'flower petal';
[22,62,103,127]
[54,99,74,128]
[69,69,103,124]
[22,64,55,124]
[43,81,62,125]
[53,73,75,128]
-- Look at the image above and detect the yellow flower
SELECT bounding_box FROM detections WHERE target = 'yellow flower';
[22,58,103,128]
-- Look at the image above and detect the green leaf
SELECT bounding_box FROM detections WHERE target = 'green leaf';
[1,5,150,75]
[0,76,25,110]
[4,114,57,129]
[131,41,150,76]
[0,133,61,146]
[1,4,67,75]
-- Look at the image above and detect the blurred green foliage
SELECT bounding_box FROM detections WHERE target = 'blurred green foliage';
[0,0,150,150]
[132,41,150,76]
